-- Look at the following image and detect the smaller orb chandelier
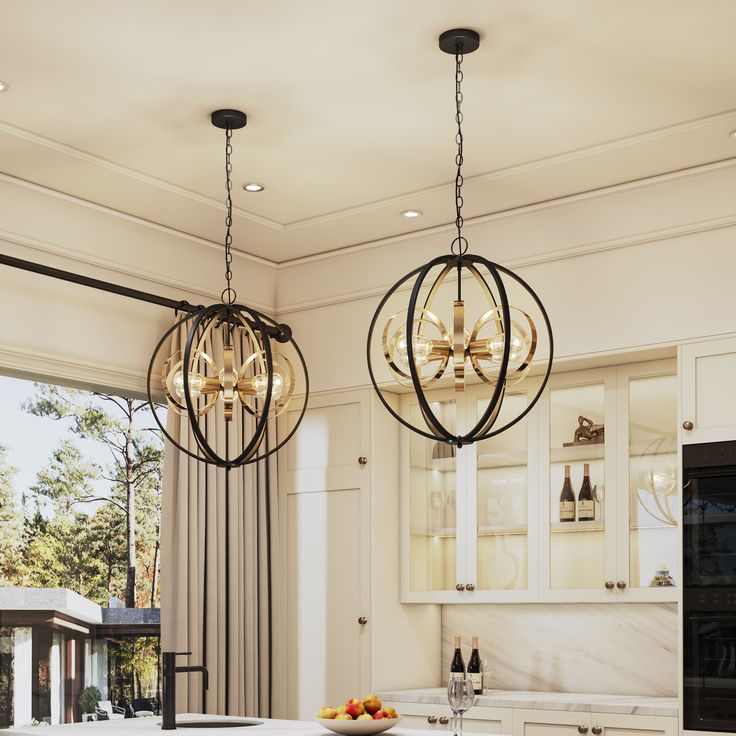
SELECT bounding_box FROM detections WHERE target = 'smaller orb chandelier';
[147,109,308,468]
[367,29,553,447]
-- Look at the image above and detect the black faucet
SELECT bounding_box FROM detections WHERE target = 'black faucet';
[162,651,209,730]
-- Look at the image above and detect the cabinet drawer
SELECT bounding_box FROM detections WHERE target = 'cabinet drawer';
[513,709,590,736]
[384,701,512,734]
[593,712,678,736]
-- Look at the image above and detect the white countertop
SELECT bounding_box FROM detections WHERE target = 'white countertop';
[7,716,446,736]
[378,688,678,718]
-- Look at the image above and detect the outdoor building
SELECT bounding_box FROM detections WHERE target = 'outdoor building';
[0,588,159,728]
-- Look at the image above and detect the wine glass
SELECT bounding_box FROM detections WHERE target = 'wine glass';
[447,677,475,736]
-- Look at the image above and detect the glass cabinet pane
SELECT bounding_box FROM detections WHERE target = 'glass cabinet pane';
[476,392,529,590]
[408,399,457,592]
[549,383,606,589]
[628,373,678,589]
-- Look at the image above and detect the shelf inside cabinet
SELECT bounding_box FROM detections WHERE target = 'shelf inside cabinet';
[411,524,529,538]
[550,520,604,533]
[477,451,527,469]
[411,527,457,538]
[411,457,456,472]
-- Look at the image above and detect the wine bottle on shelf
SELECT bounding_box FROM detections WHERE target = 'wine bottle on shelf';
[578,463,595,521]
[559,464,575,522]
[467,636,483,694]
[450,635,465,681]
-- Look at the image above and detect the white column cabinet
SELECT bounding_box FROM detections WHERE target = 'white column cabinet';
[680,337,736,444]
[280,389,441,720]
[401,359,678,604]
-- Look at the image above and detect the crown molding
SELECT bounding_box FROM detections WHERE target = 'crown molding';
[0,120,283,231]
[0,171,278,269]
[0,228,274,315]
[276,213,736,315]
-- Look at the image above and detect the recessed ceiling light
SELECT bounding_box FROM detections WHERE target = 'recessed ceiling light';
[401,209,422,218]
[243,182,264,192]
[730,130,736,140]
[0,81,8,93]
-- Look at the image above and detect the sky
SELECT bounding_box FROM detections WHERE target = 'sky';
[0,374,153,513]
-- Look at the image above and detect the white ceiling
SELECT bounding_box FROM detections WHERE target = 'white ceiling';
[1,0,735,263]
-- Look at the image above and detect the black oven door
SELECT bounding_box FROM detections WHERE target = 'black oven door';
[685,613,736,732]
[683,468,736,589]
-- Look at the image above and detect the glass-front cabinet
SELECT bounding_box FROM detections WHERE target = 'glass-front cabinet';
[400,358,679,603]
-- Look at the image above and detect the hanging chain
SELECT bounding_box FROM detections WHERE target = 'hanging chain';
[450,51,468,257]
[221,124,237,304]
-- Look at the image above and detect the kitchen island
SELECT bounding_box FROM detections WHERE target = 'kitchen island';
[8,717,443,736]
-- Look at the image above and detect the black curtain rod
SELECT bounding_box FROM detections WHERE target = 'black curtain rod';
[0,251,289,341]
[0,251,199,313]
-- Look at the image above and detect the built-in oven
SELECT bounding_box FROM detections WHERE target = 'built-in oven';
[683,440,736,733]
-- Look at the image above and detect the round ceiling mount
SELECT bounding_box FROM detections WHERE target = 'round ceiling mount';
[439,28,480,55]
[211,109,247,130]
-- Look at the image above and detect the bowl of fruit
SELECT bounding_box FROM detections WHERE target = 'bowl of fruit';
[316,695,400,735]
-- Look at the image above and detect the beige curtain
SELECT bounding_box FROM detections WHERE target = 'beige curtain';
[161,317,284,717]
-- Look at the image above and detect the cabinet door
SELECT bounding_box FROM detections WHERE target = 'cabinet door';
[513,708,591,736]
[467,381,540,602]
[540,368,618,601]
[681,337,736,444]
[593,712,678,736]
[279,391,370,720]
[401,388,468,602]
[616,360,678,601]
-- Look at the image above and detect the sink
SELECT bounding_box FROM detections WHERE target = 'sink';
[175,721,263,729]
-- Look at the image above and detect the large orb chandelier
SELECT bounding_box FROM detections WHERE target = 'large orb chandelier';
[147,109,308,468]
[367,30,553,447]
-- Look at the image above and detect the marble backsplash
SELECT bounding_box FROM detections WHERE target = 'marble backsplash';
[442,603,677,697]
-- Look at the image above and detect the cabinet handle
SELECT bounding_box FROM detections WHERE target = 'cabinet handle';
[358,456,368,465]
[456,583,465,591]
[616,580,627,590]
[682,421,694,431]
[358,616,368,625]
[427,716,438,724]
[439,717,449,725]
[465,583,475,591]
[592,727,602,735]
[604,581,614,590]
[578,727,588,735]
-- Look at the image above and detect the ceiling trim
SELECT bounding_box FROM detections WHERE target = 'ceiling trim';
[276,212,736,315]
[278,155,736,268]
[281,107,736,230]
[0,120,284,230]
[0,170,277,269]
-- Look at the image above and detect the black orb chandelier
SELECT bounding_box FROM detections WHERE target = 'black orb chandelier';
[147,109,308,468]
[367,29,553,447]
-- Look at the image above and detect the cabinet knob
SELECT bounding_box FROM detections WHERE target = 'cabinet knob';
[605,581,615,590]
[358,616,368,625]
[438,717,449,725]
[578,727,588,735]
[592,727,602,735]
[358,456,368,465]
[427,716,438,724]
[616,580,627,590]
[682,421,694,431]
[455,583,465,592]
[465,583,475,591]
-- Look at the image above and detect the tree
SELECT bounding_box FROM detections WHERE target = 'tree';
[0,445,23,585]
[24,384,163,607]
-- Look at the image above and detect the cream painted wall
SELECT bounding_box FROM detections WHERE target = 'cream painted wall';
[0,175,276,393]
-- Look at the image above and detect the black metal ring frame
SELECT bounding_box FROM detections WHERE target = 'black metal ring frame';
[366,253,553,447]
[147,301,309,469]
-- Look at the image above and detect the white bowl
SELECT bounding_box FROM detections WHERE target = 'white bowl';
[316,716,401,735]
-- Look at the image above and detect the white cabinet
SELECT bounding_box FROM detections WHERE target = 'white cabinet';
[383,700,512,735]
[280,389,440,720]
[681,337,736,444]
[401,359,678,603]
[512,709,677,736]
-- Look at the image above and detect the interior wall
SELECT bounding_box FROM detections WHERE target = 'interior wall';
[0,174,277,394]
[442,603,677,696]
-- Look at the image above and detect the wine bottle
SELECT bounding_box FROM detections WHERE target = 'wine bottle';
[450,635,465,681]
[559,465,575,522]
[578,463,595,521]
[467,636,483,694]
